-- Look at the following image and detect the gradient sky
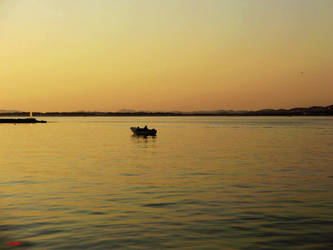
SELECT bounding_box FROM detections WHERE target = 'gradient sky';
[1,0,332,111]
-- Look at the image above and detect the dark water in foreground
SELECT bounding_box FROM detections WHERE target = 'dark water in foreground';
[0,117,333,249]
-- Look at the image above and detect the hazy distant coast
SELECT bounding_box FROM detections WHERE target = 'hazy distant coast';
[0,105,332,117]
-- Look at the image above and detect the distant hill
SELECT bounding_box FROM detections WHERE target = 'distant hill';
[245,105,333,116]
[0,109,21,113]
[0,105,332,116]
[117,109,137,113]
[182,105,333,116]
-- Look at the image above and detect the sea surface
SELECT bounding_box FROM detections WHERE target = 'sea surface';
[0,116,333,249]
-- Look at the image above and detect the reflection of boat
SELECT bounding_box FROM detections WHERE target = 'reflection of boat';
[130,126,157,136]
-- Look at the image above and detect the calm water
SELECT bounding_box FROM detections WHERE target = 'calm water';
[1,116,333,249]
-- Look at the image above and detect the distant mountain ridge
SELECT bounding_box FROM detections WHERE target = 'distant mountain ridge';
[117,109,137,113]
[0,105,332,116]
[183,105,333,116]
[0,109,21,113]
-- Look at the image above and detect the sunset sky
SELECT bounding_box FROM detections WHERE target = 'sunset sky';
[1,0,332,112]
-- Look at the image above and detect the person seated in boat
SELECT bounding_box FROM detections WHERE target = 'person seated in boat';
[144,125,148,130]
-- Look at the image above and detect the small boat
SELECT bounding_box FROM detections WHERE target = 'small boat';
[130,126,157,136]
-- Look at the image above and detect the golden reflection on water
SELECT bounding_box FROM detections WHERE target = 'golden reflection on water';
[0,117,333,249]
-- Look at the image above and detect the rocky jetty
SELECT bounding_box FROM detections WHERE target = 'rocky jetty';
[0,118,47,123]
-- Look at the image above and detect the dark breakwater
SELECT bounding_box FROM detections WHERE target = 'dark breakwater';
[0,118,47,123]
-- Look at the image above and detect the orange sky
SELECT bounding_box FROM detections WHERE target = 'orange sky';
[1,0,332,112]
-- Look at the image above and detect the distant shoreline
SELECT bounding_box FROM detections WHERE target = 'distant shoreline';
[0,105,332,117]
